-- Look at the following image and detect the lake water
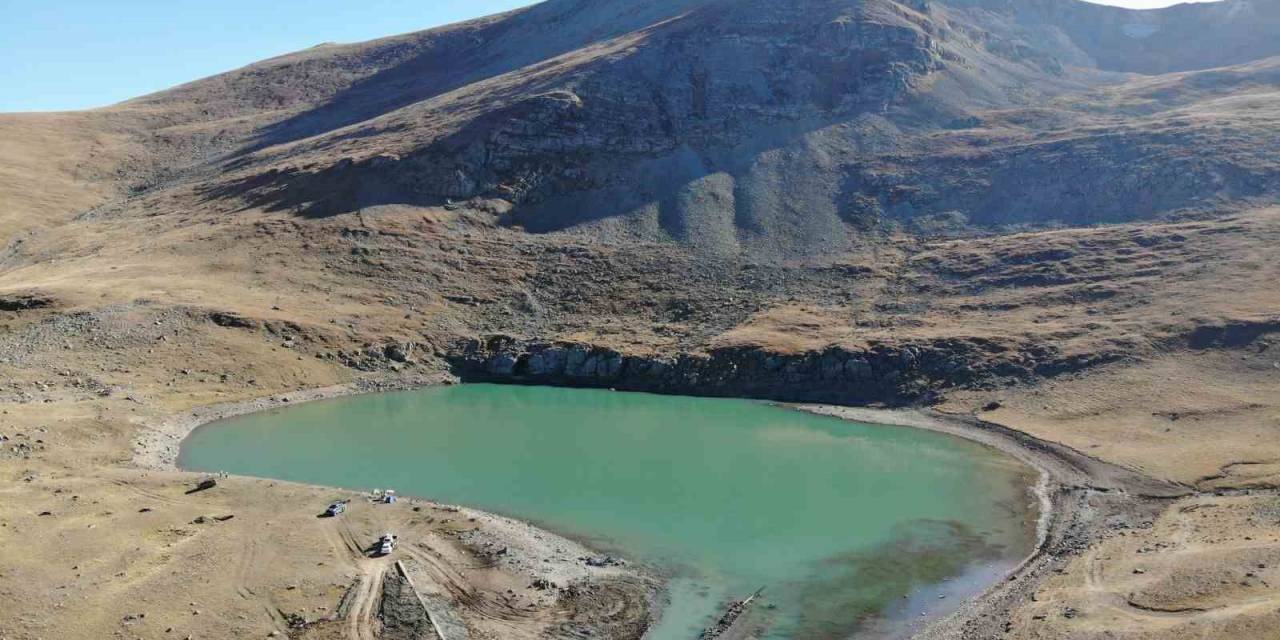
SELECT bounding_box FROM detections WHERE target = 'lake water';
[179,384,1036,639]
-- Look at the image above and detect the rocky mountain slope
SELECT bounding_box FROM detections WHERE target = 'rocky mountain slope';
[0,0,1275,415]
[7,0,1278,260]
[954,0,1280,73]
[0,0,1276,427]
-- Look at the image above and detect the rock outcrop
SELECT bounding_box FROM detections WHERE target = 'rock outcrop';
[448,335,1122,406]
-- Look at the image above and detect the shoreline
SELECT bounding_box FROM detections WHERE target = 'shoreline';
[790,405,1070,639]
[138,377,668,640]
[788,405,1055,551]
[136,375,667,622]
[135,376,432,470]
[143,379,1182,639]
[790,404,1189,639]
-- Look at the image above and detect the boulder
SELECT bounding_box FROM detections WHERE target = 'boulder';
[384,342,415,363]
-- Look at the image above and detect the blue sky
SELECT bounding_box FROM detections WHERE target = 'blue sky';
[0,0,536,112]
[1,0,1215,113]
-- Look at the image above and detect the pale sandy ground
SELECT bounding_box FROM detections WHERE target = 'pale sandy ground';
[930,351,1280,640]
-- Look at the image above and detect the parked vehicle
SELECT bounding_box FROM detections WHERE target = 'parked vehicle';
[377,532,397,556]
[324,501,347,517]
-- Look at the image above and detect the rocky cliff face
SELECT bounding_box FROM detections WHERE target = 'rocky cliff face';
[446,334,1121,405]
[401,0,946,198]
[223,0,965,228]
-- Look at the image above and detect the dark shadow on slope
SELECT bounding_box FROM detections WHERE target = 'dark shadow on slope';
[231,0,718,156]
[230,20,518,156]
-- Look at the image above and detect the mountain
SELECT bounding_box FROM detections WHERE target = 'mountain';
[953,0,1280,73]
[7,0,1279,260]
[0,0,1277,451]
[1,0,1276,411]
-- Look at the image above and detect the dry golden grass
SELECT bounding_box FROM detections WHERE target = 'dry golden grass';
[0,112,132,239]
[947,351,1280,487]
[1008,492,1280,640]
[711,305,868,354]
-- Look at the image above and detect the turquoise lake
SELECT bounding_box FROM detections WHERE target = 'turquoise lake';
[179,384,1037,639]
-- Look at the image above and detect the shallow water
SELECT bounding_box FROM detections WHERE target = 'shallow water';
[179,384,1036,638]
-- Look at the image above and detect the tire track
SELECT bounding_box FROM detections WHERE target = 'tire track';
[108,477,183,506]
[347,561,387,640]
[401,544,530,625]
